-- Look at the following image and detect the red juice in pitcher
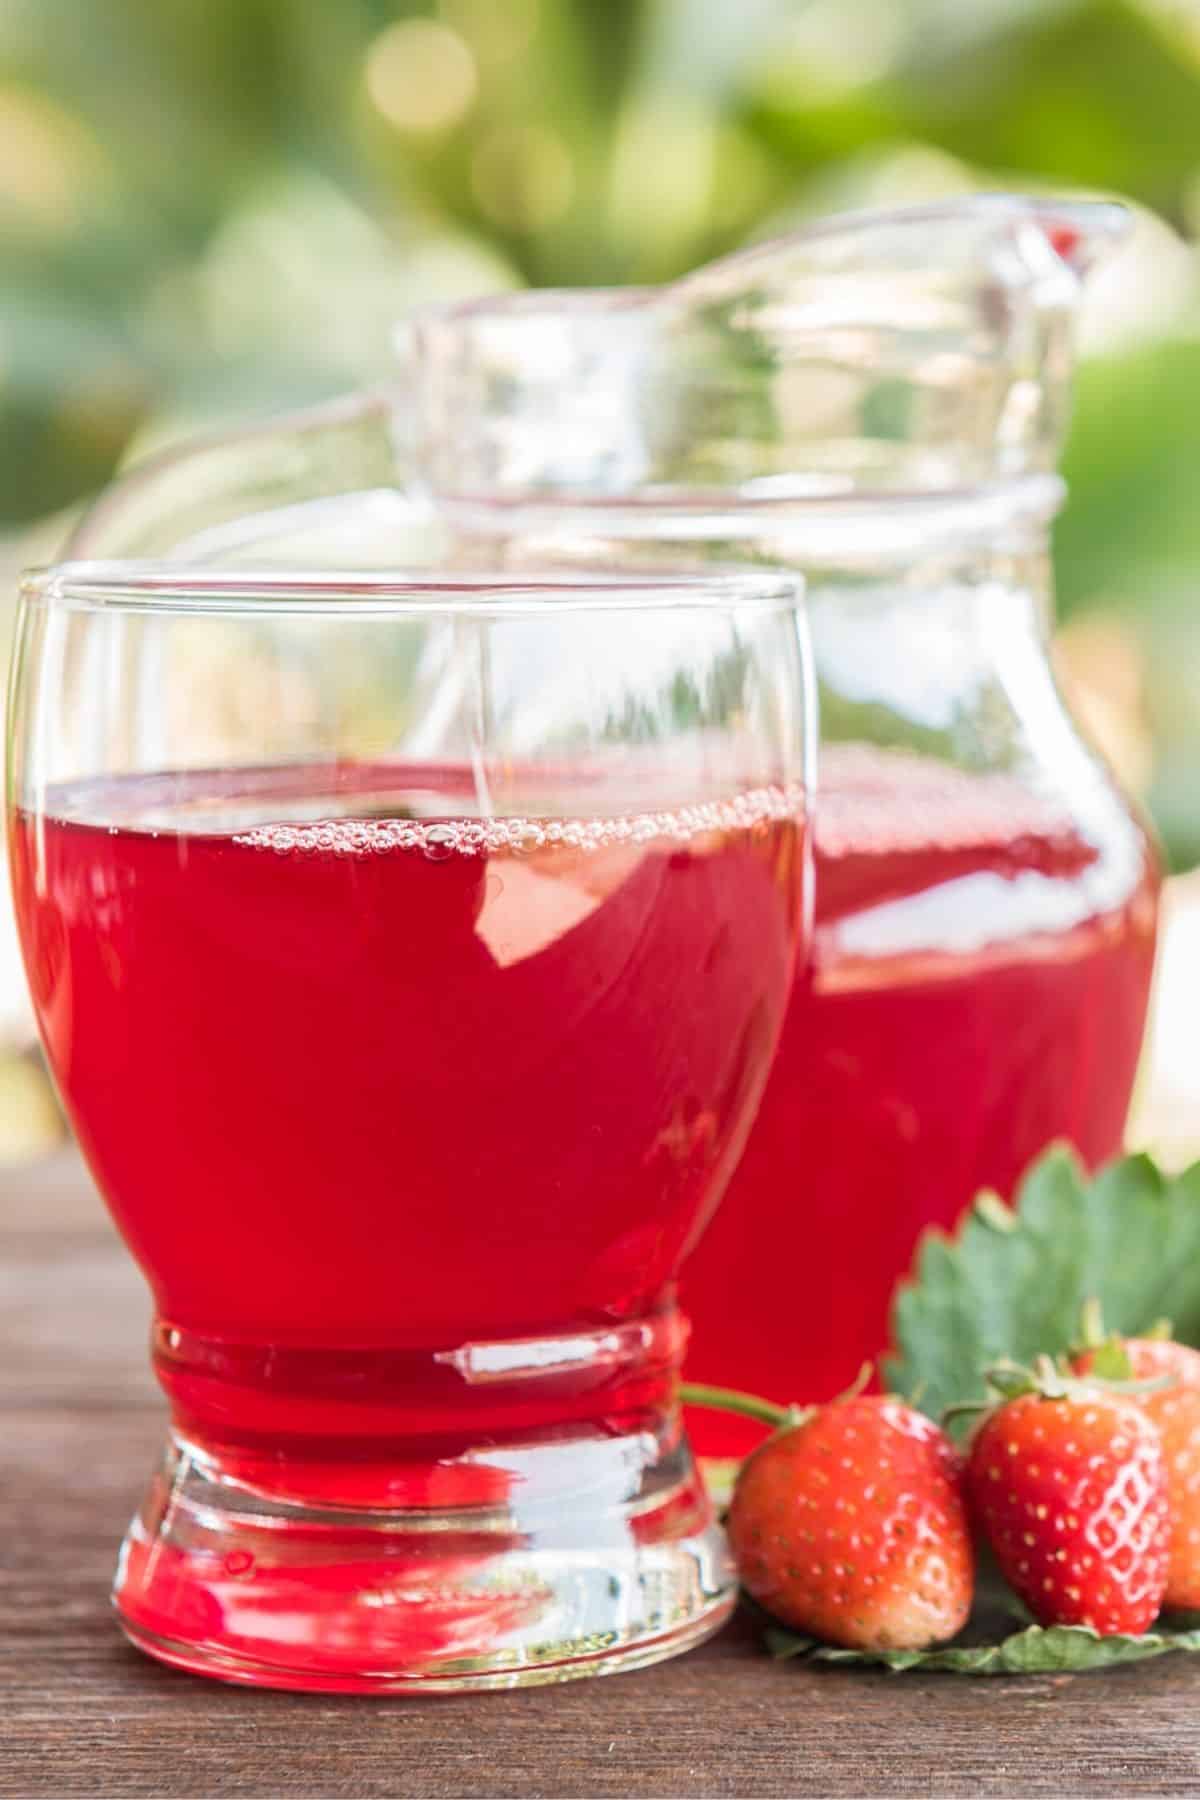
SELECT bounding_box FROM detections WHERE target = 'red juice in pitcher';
[12,764,804,1482]
[683,746,1160,1455]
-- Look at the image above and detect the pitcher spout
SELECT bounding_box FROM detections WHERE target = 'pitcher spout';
[671,192,1132,493]
[679,194,1131,296]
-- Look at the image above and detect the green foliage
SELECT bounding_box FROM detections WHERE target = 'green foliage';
[7,0,1200,858]
[766,1617,1200,1675]
[889,0,1200,213]
[1058,340,1200,618]
[884,1146,1200,1428]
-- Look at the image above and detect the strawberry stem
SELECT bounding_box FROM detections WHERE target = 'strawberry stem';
[678,1381,793,1427]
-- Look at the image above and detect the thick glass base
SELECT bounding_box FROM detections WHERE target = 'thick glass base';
[113,1428,735,1693]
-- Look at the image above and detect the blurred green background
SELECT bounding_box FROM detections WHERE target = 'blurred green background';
[5,0,1200,841]
[3,0,1200,1154]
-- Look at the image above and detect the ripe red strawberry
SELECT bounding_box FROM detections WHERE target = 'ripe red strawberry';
[966,1365,1170,1635]
[1072,1333,1200,1610]
[726,1394,973,1650]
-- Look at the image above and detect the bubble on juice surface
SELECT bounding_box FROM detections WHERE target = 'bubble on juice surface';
[233,784,805,860]
[421,824,457,863]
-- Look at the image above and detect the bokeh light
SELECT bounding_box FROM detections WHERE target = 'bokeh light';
[0,86,105,236]
[365,19,478,137]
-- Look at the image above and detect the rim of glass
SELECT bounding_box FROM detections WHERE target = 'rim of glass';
[21,562,804,617]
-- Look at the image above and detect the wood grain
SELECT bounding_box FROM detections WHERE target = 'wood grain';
[4,1155,1200,1799]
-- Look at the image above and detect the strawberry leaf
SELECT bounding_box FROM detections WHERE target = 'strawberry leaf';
[1084,1338,1136,1381]
[764,1619,1200,1675]
[756,1566,1200,1676]
[883,1145,1200,1428]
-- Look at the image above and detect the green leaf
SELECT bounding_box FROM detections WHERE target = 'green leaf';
[1086,1338,1136,1381]
[759,1562,1200,1673]
[882,1145,1200,1428]
[765,1619,1200,1676]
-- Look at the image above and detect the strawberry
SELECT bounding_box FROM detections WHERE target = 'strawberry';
[965,1359,1170,1635]
[725,1393,973,1651]
[1072,1323,1200,1611]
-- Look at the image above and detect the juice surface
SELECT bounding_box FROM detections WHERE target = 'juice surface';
[682,746,1160,1454]
[11,764,803,1468]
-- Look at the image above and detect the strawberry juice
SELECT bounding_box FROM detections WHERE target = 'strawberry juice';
[683,745,1160,1455]
[12,764,804,1473]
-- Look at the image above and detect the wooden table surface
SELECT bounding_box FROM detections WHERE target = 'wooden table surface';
[6,1155,1200,1799]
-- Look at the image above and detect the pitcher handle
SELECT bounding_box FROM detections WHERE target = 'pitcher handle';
[63,386,410,563]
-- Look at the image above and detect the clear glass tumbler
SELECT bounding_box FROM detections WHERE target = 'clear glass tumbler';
[7,564,811,1692]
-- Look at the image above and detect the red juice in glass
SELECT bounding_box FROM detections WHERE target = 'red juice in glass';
[11,760,805,1674]
[13,765,803,1450]
[683,746,1160,1456]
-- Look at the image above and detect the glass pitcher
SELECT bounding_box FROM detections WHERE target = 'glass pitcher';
[63,195,1161,1459]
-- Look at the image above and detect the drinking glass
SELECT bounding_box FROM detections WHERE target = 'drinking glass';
[8,564,811,1692]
